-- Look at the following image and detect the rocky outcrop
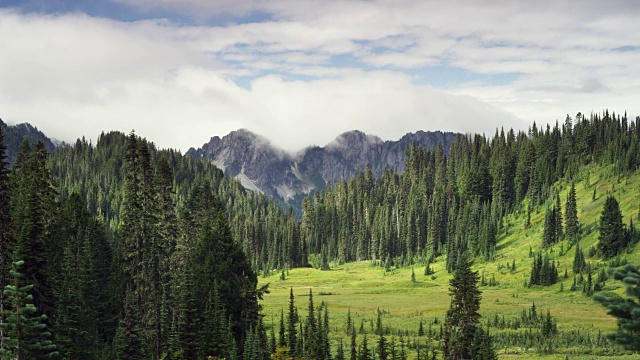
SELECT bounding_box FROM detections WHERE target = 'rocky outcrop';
[187,129,458,209]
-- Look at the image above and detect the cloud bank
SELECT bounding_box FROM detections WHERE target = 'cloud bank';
[0,1,639,152]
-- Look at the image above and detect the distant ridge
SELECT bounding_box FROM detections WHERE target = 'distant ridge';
[0,118,57,164]
[187,129,458,209]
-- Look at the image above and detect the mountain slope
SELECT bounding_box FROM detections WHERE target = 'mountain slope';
[0,118,57,164]
[187,129,457,206]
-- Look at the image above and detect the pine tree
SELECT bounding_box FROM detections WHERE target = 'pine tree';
[555,194,563,240]
[573,243,586,274]
[304,288,319,359]
[389,337,396,360]
[269,318,276,355]
[287,288,298,357]
[278,309,286,348]
[542,206,555,247]
[350,327,357,360]
[443,253,482,359]
[336,338,345,360]
[565,182,579,241]
[598,196,626,258]
[399,334,406,360]
[9,141,58,317]
[376,310,387,360]
[358,333,371,360]
[0,258,58,359]
[469,324,497,360]
[113,285,145,360]
[594,264,640,350]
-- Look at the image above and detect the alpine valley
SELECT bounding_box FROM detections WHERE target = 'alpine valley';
[1,112,640,360]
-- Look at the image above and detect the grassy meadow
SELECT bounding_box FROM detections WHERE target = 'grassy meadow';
[258,164,640,359]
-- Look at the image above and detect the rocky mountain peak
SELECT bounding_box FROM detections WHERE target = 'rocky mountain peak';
[188,129,458,211]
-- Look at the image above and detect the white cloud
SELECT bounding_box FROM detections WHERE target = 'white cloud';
[1,1,640,153]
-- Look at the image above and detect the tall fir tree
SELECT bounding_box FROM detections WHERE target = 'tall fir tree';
[9,141,58,318]
[565,182,579,241]
[443,253,483,359]
[598,196,626,258]
[286,288,298,358]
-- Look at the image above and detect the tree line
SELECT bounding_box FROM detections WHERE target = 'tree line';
[1,109,640,358]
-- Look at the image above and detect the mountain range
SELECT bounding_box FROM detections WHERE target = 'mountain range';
[186,129,457,207]
[0,118,457,210]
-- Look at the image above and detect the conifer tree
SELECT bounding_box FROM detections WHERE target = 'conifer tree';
[358,333,371,360]
[573,243,586,274]
[335,338,345,360]
[555,194,563,240]
[304,288,318,359]
[594,264,640,350]
[350,327,357,360]
[0,258,58,360]
[542,206,557,247]
[9,141,58,317]
[443,253,482,359]
[287,288,298,357]
[113,285,144,360]
[376,310,387,360]
[598,196,626,258]
[278,309,286,348]
[565,182,579,241]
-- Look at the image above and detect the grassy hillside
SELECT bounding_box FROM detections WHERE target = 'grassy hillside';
[258,163,640,359]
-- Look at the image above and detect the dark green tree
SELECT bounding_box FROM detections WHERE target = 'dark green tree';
[350,327,357,360]
[573,243,586,274]
[594,264,640,350]
[376,310,387,360]
[335,338,345,360]
[598,196,626,258]
[286,288,298,357]
[443,253,482,359]
[565,182,579,241]
[278,309,286,348]
[554,194,563,240]
[469,325,497,360]
[9,141,58,317]
[0,258,58,360]
[358,333,371,360]
[542,206,557,247]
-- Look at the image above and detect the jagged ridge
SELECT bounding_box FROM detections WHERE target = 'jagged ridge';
[186,129,458,208]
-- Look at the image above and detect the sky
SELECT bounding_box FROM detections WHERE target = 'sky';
[1,0,639,153]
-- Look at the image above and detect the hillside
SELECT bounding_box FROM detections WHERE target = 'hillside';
[258,162,640,358]
[0,118,57,164]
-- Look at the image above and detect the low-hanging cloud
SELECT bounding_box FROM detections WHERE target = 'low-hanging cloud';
[1,1,639,152]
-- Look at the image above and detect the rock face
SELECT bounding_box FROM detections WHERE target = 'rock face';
[187,129,458,208]
[0,118,57,164]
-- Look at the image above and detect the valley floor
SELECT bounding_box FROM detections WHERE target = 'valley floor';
[259,163,640,359]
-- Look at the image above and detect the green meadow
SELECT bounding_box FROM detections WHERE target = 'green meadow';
[259,164,640,359]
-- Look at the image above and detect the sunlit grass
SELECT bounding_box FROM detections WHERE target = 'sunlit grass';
[258,164,640,359]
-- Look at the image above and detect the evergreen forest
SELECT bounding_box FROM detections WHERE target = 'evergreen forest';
[1,110,640,359]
